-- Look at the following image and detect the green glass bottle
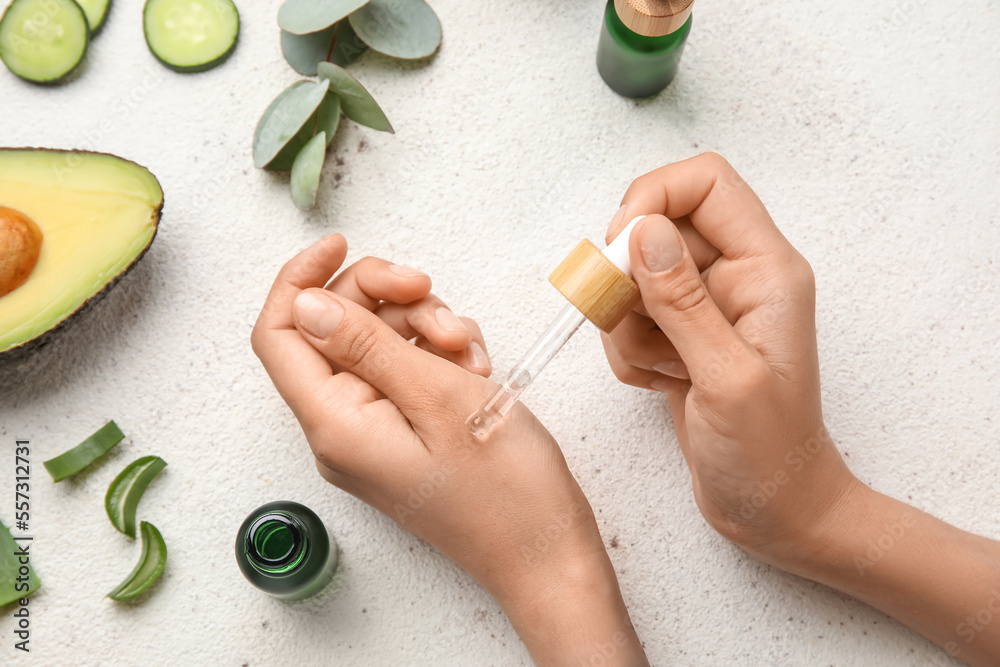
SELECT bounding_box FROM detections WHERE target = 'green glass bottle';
[597,0,694,98]
[235,500,338,600]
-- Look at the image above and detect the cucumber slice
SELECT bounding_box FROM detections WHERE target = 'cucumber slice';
[143,0,239,73]
[76,0,112,34]
[0,0,89,84]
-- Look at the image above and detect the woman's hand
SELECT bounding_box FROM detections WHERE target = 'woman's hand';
[251,234,647,666]
[602,154,1000,666]
[602,152,857,566]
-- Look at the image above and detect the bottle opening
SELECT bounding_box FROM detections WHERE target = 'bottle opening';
[246,513,306,572]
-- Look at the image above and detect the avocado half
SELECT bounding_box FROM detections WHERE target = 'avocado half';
[0,148,163,363]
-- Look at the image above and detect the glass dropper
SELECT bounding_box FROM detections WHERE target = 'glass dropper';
[466,216,644,439]
[466,302,587,438]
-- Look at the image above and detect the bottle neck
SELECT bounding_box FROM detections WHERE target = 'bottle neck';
[614,0,693,37]
[244,512,309,575]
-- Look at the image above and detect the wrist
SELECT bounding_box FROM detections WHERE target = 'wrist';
[497,547,647,666]
[480,504,647,666]
[770,473,883,580]
[726,430,869,578]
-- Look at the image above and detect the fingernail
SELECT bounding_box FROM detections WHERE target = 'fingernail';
[608,204,628,240]
[640,220,683,272]
[650,377,673,392]
[435,307,468,333]
[389,263,426,278]
[293,291,344,339]
[467,341,491,371]
[654,360,690,379]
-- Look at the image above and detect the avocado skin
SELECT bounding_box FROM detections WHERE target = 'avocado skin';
[0,147,163,366]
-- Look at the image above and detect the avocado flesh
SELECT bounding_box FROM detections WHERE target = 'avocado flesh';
[0,149,163,357]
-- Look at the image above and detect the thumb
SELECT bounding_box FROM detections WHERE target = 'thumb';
[291,288,463,421]
[628,215,757,387]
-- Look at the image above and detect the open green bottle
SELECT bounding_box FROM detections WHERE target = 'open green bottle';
[597,0,694,98]
[235,500,338,600]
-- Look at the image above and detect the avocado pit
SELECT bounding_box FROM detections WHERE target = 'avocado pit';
[0,206,43,297]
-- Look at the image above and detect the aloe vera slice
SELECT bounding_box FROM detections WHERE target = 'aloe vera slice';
[0,517,39,605]
[43,421,124,482]
[108,521,166,601]
[105,456,167,539]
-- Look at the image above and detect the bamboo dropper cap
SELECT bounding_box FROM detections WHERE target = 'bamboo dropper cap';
[549,239,640,334]
[614,0,694,37]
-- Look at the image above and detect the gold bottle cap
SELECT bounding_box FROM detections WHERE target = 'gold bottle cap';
[549,239,640,334]
[614,0,693,37]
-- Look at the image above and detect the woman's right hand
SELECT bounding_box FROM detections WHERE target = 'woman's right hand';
[602,154,1000,666]
[601,153,860,568]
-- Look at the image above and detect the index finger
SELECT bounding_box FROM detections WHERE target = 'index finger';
[609,153,791,261]
[251,234,348,410]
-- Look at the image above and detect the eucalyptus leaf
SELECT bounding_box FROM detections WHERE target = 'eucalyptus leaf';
[329,17,367,67]
[348,0,441,60]
[265,94,341,171]
[291,131,327,210]
[317,62,393,133]
[315,94,342,144]
[278,0,368,35]
[280,23,366,76]
[264,128,311,172]
[253,79,331,169]
[281,26,337,75]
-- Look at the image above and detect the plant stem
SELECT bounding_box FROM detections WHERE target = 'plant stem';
[325,21,343,63]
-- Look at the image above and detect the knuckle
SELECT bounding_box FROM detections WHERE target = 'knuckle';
[407,388,455,423]
[612,338,651,370]
[705,356,774,408]
[249,323,265,358]
[788,254,816,292]
[357,255,383,273]
[666,272,711,314]
[698,152,748,195]
[609,360,648,388]
[344,324,382,371]
[459,316,482,338]
[698,151,732,171]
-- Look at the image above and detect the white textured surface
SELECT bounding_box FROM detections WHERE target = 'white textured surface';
[1,1,998,665]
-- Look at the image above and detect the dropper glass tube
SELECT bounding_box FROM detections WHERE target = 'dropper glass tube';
[466,303,587,438]
[467,216,643,439]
